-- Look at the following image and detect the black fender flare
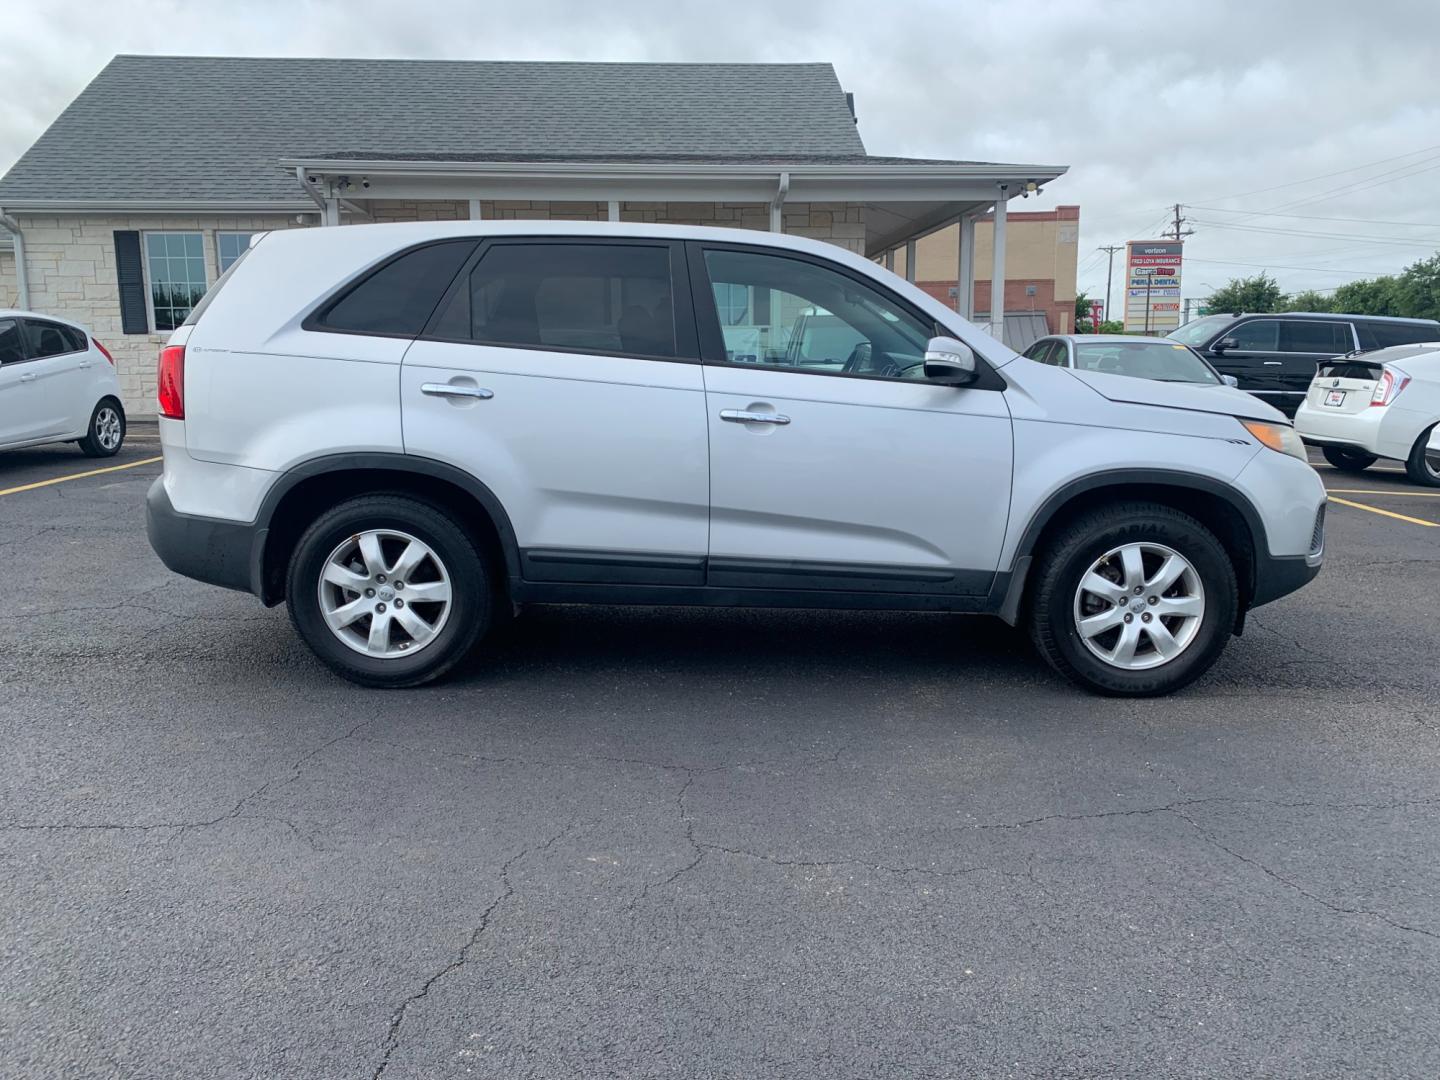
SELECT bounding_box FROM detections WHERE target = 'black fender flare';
[250,452,521,603]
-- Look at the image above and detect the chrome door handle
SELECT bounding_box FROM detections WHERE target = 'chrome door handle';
[1262,361,1283,366]
[19,372,36,382]
[720,409,790,425]
[421,382,493,400]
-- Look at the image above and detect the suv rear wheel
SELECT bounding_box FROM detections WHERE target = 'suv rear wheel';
[1028,503,1238,696]
[1321,445,1376,473]
[1404,423,1440,487]
[286,494,492,687]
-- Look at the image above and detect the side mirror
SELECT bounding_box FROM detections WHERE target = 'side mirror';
[923,336,979,386]
[1222,374,1239,388]
[1214,336,1239,354]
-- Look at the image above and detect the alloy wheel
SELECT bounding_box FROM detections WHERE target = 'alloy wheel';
[1072,542,1205,670]
[317,529,453,658]
[96,407,122,451]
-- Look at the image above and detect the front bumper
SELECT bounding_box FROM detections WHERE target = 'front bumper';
[146,478,262,596]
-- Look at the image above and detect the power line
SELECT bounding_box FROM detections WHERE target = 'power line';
[1192,144,1440,204]
[1188,206,1440,228]
[1243,157,1440,219]
[1185,256,1397,275]
[1189,219,1440,247]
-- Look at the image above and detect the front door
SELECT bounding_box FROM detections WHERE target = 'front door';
[401,238,710,585]
[691,242,1013,601]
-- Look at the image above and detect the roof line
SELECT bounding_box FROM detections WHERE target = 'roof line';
[282,157,1069,179]
[107,54,838,68]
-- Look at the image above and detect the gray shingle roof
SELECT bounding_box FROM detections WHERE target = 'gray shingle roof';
[0,55,871,204]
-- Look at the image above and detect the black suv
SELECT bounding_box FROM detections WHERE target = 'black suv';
[1167,312,1440,415]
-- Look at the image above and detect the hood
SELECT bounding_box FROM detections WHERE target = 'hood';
[1065,369,1286,423]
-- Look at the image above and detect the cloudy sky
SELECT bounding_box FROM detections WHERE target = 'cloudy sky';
[3,0,1438,306]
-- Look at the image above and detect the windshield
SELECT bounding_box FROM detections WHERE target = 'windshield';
[1166,314,1233,346]
[1073,341,1220,384]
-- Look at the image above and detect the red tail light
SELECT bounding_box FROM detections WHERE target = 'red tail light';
[1370,368,1410,407]
[92,338,116,366]
[158,345,185,419]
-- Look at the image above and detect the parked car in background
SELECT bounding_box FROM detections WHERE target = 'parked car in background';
[146,221,1326,697]
[0,310,126,457]
[1020,334,1238,387]
[1295,343,1440,486]
[1167,312,1440,415]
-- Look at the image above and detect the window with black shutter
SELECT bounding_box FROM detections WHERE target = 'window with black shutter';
[113,231,149,334]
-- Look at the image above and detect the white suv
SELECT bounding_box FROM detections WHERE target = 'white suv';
[145,222,1326,696]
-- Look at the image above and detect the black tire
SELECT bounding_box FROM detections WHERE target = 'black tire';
[1028,502,1238,697]
[1403,424,1440,488]
[1321,445,1376,473]
[77,398,125,457]
[286,494,491,688]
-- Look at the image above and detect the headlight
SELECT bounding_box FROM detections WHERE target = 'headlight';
[1240,419,1308,462]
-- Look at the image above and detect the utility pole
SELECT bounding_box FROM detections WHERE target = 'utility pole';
[1166,203,1195,242]
[1098,244,1123,329]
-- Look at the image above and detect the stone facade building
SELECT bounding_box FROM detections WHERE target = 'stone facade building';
[0,56,1068,417]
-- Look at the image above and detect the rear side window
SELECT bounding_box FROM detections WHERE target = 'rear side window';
[429,242,677,358]
[0,319,24,364]
[24,319,83,358]
[314,240,477,337]
[1361,321,1440,349]
[1280,321,1352,353]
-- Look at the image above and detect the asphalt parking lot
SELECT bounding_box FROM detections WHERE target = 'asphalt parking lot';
[2,428,1438,1079]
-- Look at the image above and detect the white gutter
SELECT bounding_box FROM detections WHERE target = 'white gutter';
[770,171,790,232]
[0,198,315,213]
[295,166,328,213]
[278,157,1069,183]
[0,209,30,310]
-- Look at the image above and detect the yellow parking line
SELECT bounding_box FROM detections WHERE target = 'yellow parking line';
[1327,488,1440,497]
[0,456,162,497]
[1329,496,1439,527]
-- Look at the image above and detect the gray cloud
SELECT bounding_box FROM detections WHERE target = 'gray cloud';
[3,0,1438,301]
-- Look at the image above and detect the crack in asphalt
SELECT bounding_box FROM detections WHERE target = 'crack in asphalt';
[0,716,377,835]
[697,842,999,881]
[1169,807,1439,944]
[370,819,576,1080]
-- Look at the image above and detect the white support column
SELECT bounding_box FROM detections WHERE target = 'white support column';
[883,249,894,273]
[607,200,620,222]
[904,239,916,283]
[322,197,341,227]
[468,198,483,220]
[989,186,1008,337]
[957,213,976,319]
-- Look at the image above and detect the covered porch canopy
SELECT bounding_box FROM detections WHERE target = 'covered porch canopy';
[281,155,1068,333]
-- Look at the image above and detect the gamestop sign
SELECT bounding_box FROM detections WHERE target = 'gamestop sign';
[1123,240,1184,333]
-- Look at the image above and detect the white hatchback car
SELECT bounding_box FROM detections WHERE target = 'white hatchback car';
[1295,343,1440,486]
[145,222,1327,696]
[0,310,126,457]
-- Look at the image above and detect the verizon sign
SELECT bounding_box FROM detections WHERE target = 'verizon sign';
[1124,240,1184,333]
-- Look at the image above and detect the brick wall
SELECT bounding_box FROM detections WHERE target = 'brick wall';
[0,249,15,308]
[916,278,1069,335]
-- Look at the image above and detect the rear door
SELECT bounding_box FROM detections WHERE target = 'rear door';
[21,319,95,435]
[401,238,710,585]
[1277,319,1356,400]
[1207,318,1285,398]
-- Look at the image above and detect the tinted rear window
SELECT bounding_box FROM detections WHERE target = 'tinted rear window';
[1359,321,1440,349]
[428,242,676,358]
[25,319,83,358]
[316,240,477,337]
[1280,321,1352,353]
[1317,359,1381,380]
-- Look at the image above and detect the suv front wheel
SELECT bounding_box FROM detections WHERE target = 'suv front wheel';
[286,494,492,687]
[1028,503,1238,696]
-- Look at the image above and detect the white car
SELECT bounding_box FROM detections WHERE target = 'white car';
[0,310,126,457]
[145,221,1326,696]
[1295,343,1440,486]
[1019,334,1240,387]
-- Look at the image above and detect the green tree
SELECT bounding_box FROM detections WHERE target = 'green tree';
[1284,290,1334,313]
[1330,275,1401,316]
[1097,319,1125,334]
[1206,273,1284,314]
[1393,253,1440,322]
[1075,291,1094,329]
